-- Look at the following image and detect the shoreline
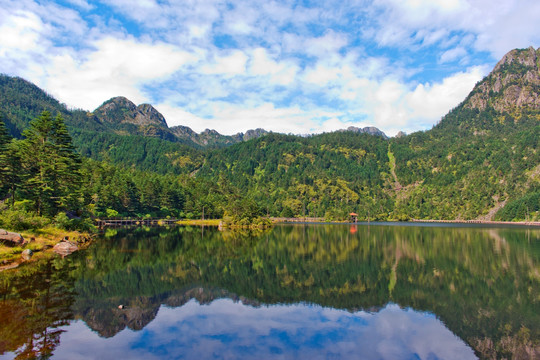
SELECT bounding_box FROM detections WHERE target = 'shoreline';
[270,217,540,227]
[409,219,540,227]
[174,218,540,227]
[0,227,93,271]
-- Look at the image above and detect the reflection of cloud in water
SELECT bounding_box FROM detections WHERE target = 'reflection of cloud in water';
[53,300,476,360]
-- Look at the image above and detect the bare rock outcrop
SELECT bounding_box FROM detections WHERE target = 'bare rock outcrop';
[53,240,79,257]
[0,229,25,246]
[464,46,540,113]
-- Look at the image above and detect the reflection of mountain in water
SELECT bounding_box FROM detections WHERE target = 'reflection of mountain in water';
[76,287,263,338]
[1,224,539,359]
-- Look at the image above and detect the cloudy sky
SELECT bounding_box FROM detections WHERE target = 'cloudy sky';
[49,300,476,359]
[1,0,539,136]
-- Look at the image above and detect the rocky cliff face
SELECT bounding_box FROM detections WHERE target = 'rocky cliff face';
[171,125,269,147]
[93,96,386,146]
[336,126,388,139]
[241,128,269,141]
[94,97,169,127]
[464,47,540,113]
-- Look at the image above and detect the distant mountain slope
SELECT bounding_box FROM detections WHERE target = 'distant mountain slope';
[339,126,388,139]
[390,47,540,220]
[193,47,538,221]
[0,75,72,138]
[94,96,168,127]
[92,96,271,147]
[0,76,271,148]
[1,47,538,221]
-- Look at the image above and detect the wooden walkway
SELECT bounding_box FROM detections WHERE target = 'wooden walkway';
[96,218,179,227]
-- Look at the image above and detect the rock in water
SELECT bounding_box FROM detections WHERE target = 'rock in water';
[0,229,25,246]
[21,249,33,260]
[53,241,79,257]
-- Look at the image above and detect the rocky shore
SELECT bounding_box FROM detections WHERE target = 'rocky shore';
[0,228,92,271]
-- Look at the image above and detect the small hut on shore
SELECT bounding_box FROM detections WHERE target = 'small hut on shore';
[349,213,358,223]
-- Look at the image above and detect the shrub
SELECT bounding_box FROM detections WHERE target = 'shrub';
[0,208,50,231]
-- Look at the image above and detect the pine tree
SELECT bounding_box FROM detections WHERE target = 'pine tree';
[0,115,14,200]
[20,111,82,216]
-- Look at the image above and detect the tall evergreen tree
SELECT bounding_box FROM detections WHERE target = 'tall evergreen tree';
[0,115,12,198]
[20,111,82,216]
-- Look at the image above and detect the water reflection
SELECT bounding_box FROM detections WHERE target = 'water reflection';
[0,224,539,359]
[53,300,476,360]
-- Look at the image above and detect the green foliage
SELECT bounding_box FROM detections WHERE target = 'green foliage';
[105,209,119,218]
[0,205,51,231]
[495,190,540,221]
[53,212,96,232]
[18,111,82,216]
[0,114,12,199]
[0,73,539,222]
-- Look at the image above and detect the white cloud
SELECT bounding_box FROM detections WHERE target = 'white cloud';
[0,10,47,53]
[406,65,486,120]
[439,47,467,64]
[50,301,476,360]
[371,0,540,57]
[42,37,196,110]
[65,0,93,11]
[201,50,249,77]
[1,0,536,137]
[249,48,299,85]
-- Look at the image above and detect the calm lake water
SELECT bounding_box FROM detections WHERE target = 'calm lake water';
[1,223,539,359]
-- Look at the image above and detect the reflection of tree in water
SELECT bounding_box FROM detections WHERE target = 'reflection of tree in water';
[69,225,540,359]
[0,258,77,358]
[1,225,539,359]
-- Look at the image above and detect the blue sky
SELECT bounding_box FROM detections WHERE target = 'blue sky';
[0,0,539,136]
[47,300,476,359]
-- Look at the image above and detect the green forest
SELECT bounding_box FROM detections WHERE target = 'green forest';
[0,54,539,230]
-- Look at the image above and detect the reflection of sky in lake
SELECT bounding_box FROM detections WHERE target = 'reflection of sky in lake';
[49,300,476,360]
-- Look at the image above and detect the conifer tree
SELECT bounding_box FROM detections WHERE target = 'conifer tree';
[20,111,82,216]
[0,115,12,197]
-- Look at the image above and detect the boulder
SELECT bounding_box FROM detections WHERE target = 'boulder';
[21,249,33,260]
[53,241,79,257]
[0,229,25,246]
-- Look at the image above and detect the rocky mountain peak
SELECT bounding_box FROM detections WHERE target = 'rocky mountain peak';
[493,46,538,72]
[464,47,540,113]
[94,97,168,127]
[135,103,168,127]
[342,126,388,139]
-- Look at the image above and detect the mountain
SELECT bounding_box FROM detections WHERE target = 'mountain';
[195,47,539,221]
[92,96,273,148]
[464,46,540,113]
[0,76,270,148]
[1,47,539,222]
[340,126,388,138]
[390,46,540,221]
[92,96,179,142]
[94,97,168,127]
[0,75,72,138]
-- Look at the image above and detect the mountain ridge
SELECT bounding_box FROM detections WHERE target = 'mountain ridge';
[0,74,389,147]
[0,47,538,222]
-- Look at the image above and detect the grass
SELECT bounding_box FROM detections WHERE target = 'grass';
[0,226,91,265]
[176,219,222,226]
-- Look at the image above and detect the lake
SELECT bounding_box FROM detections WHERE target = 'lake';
[0,223,539,359]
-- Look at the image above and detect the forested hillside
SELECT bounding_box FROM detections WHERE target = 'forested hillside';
[0,47,539,222]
